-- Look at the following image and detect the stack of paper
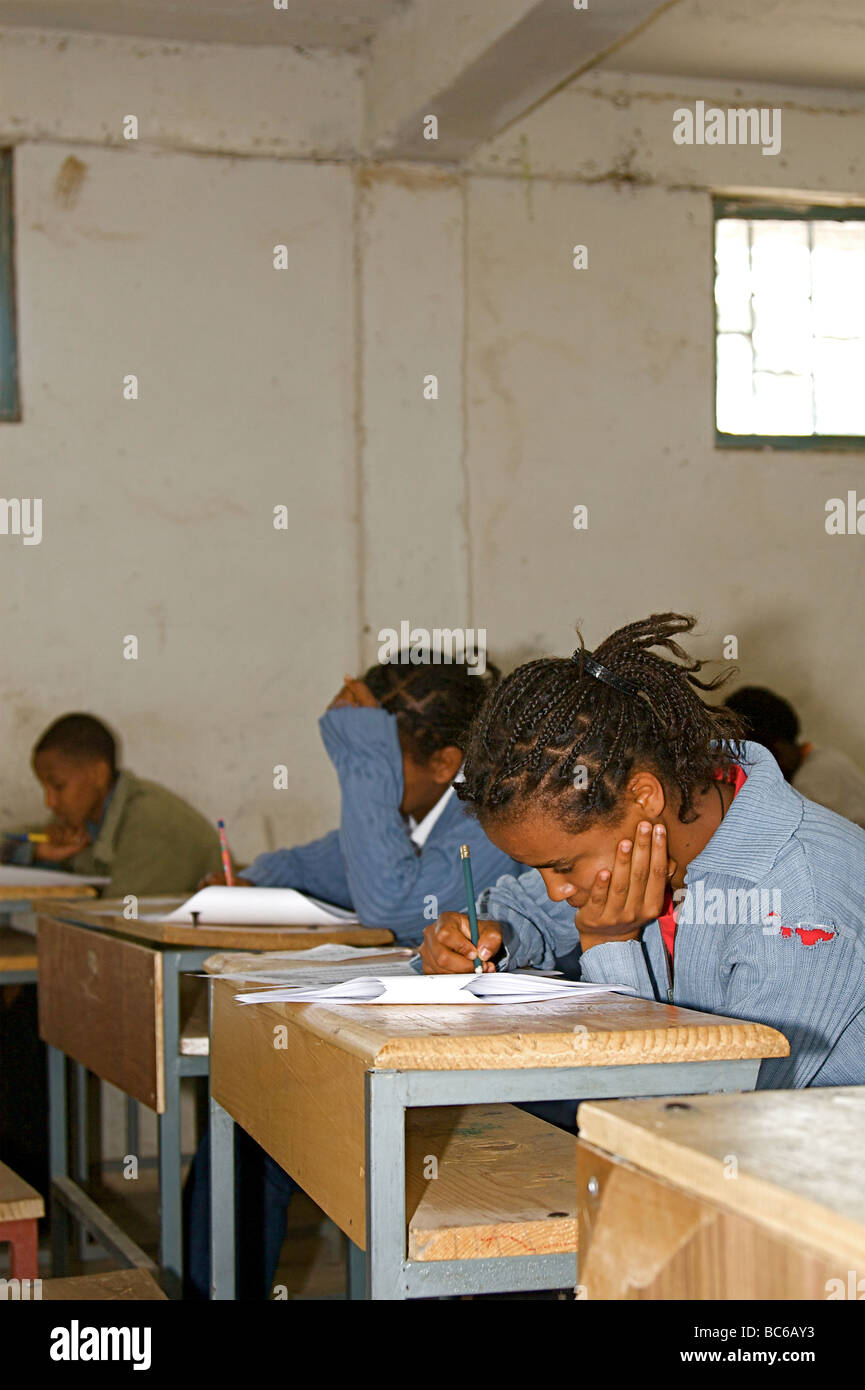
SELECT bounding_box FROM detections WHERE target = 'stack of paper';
[235,972,637,1007]
[0,865,109,888]
[140,885,359,927]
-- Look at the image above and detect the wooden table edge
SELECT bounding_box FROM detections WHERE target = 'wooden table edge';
[577,1109,865,1268]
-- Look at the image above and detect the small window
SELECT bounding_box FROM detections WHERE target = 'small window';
[714,198,865,449]
[0,149,20,422]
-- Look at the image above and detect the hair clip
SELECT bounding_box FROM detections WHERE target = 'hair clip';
[573,649,640,698]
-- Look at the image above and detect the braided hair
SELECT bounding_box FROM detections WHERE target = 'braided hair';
[363,658,501,763]
[457,614,744,829]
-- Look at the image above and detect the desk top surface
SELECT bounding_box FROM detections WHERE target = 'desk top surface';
[40,900,394,951]
[211,975,789,1071]
[0,882,97,902]
[578,1086,865,1263]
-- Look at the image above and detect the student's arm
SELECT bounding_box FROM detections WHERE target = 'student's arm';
[97,801,218,898]
[240,830,353,907]
[715,922,865,1089]
[2,825,89,867]
[319,706,501,942]
[570,935,664,995]
[477,869,585,971]
[580,917,865,1088]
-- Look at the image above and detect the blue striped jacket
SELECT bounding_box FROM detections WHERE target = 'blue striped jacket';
[479,742,865,1088]
[243,706,519,944]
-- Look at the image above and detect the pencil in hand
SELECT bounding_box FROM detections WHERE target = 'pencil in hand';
[216,819,234,887]
[459,843,484,974]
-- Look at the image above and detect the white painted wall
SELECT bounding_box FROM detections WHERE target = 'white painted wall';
[0,134,359,856]
[465,70,865,762]
[3,35,865,872]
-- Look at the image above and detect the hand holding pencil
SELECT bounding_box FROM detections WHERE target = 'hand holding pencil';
[419,912,503,975]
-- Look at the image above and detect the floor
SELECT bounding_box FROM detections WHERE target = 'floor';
[3,1166,347,1299]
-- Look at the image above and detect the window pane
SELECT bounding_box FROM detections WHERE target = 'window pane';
[715,209,865,441]
[752,299,812,375]
[814,337,865,433]
[716,333,754,434]
[749,221,810,297]
[812,222,865,339]
[752,371,813,435]
[715,219,752,332]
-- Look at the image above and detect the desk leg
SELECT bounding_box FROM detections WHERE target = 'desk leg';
[47,1045,70,1276]
[210,1096,236,1300]
[125,1097,139,1162]
[365,1071,408,1301]
[346,1239,367,1300]
[73,1062,90,1261]
[158,951,183,1293]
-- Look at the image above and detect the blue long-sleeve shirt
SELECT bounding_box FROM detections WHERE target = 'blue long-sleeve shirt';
[478,742,865,1090]
[243,706,520,944]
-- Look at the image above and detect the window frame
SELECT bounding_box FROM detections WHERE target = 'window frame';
[713,196,865,452]
[0,148,20,423]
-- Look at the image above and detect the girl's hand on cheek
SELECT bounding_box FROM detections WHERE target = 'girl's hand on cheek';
[577,821,673,946]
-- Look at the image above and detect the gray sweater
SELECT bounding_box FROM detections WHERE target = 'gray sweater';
[478,742,865,1089]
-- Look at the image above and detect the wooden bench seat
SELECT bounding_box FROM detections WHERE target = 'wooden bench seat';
[0,1160,44,1280]
[41,1270,166,1300]
[405,1103,577,1262]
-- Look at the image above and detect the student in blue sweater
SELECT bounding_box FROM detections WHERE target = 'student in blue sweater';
[421,614,865,1093]
[205,661,518,942]
[186,656,519,1299]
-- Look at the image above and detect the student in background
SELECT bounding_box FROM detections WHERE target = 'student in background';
[421,614,865,1092]
[185,657,519,1300]
[2,713,222,895]
[724,686,865,830]
[204,659,520,941]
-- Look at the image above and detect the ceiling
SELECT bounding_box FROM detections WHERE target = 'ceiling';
[0,0,408,49]
[598,0,865,92]
[0,0,861,92]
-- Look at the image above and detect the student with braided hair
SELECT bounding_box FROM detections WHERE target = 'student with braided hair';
[420,614,865,1091]
[205,658,519,943]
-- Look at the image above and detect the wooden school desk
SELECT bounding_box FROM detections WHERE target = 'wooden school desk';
[36,900,393,1295]
[577,1086,865,1300]
[0,882,97,985]
[208,977,788,1300]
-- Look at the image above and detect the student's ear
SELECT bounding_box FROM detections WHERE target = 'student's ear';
[428,745,464,785]
[91,757,114,796]
[627,770,666,820]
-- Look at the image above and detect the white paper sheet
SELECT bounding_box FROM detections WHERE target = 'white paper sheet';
[0,865,110,888]
[235,972,637,1006]
[140,885,360,927]
[221,959,420,990]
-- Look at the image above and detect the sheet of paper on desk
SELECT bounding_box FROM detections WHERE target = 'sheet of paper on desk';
[220,959,419,989]
[235,972,638,1006]
[0,865,110,888]
[141,885,360,927]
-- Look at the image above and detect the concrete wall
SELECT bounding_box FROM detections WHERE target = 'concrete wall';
[2,33,865,869]
[0,32,363,855]
[465,70,865,761]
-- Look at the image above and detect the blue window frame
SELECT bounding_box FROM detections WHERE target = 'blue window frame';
[0,149,20,422]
